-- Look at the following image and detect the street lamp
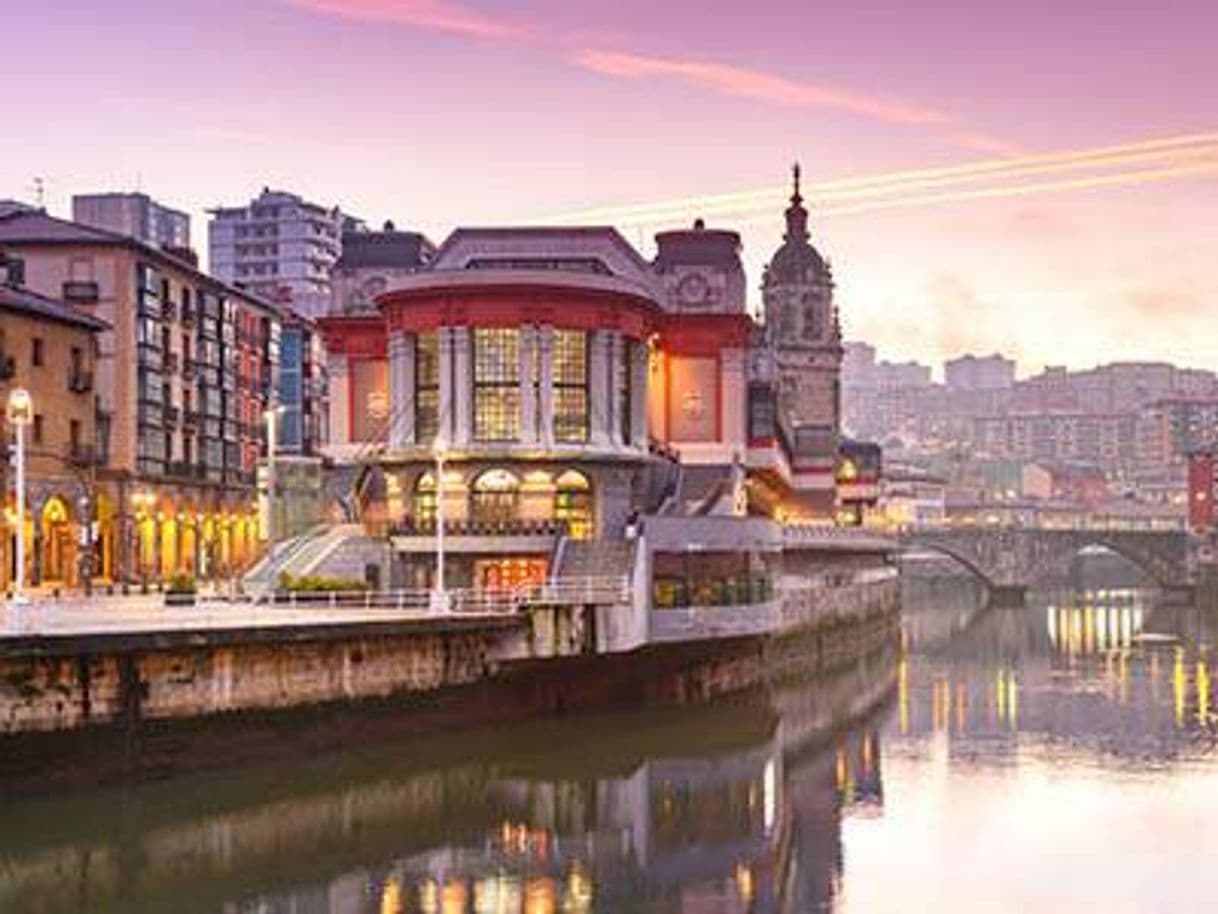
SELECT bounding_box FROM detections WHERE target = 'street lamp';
[6,388,32,606]
[430,437,450,614]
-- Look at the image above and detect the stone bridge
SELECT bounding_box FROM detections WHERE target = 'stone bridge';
[900,528,1193,602]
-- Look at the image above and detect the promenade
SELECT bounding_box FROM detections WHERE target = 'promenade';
[0,592,519,655]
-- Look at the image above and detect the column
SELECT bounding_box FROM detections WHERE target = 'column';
[519,325,539,446]
[720,347,748,449]
[452,327,473,446]
[387,330,415,448]
[631,340,649,448]
[589,330,612,447]
[437,327,454,446]
[538,325,555,447]
[609,332,626,448]
[327,353,350,447]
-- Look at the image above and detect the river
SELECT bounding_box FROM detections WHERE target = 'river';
[3,568,1217,913]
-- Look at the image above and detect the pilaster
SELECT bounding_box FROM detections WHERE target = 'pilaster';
[589,330,612,447]
[452,327,473,447]
[387,330,415,448]
[327,352,350,446]
[538,325,555,447]
[519,325,539,445]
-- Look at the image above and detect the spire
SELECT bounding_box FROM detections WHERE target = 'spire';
[784,161,809,242]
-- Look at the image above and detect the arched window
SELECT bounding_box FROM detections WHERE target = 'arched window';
[554,469,593,539]
[414,472,437,527]
[471,469,521,525]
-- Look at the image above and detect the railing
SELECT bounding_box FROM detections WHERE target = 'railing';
[389,518,568,537]
[252,575,631,611]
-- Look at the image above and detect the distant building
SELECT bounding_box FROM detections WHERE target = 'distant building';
[944,353,1015,392]
[330,221,436,314]
[208,188,359,318]
[72,192,191,249]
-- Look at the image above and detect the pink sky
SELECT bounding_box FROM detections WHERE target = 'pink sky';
[3,0,1216,375]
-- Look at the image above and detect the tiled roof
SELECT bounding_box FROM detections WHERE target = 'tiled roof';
[0,283,109,331]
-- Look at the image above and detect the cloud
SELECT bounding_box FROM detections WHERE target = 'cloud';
[287,2,1012,151]
[290,0,527,40]
[571,49,952,127]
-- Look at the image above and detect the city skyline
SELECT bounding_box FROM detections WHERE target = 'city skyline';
[3,0,1217,372]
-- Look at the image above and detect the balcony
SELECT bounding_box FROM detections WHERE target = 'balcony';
[182,357,197,380]
[165,352,180,374]
[388,518,567,554]
[182,409,200,429]
[180,305,196,327]
[162,301,178,322]
[167,460,206,480]
[68,369,94,393]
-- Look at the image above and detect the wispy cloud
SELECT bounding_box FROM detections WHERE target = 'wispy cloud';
[290,0,528,40]
[571,49,952,127]
[288,2,1010,150]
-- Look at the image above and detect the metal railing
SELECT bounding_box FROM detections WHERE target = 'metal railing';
[253,574,632,612]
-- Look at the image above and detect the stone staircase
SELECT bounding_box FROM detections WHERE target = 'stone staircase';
[242,524,367,596]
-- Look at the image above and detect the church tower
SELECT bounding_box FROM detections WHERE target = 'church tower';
[762,164,843,438]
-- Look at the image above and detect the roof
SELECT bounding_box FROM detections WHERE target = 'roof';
[0,283,109,331]
[0,210,284,317]
[430,226,655,277]
[336,229,435,270]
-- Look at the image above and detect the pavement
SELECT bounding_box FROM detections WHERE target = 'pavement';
[0,592,460,641]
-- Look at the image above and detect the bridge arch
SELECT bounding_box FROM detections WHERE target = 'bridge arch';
[902,542,999,590]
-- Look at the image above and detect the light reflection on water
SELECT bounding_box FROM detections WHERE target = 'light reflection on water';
[4,573,1218,913]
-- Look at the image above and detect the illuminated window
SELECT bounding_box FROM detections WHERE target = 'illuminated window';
[415,331,440,443]
[553,329,588,443]
[413,471,437,526]
[471,468,520,524]
[473,328,520,441]
[554,469,593,538]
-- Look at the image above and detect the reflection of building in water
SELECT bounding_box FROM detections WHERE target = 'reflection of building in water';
[895,586,1218,770]
[0,657,898,914]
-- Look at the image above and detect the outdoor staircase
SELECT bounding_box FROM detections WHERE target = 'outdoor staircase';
[242,524,364,596]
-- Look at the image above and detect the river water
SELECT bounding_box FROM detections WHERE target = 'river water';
[3,571,1218,913]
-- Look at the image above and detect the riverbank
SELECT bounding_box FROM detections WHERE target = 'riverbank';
[0,569,899,794]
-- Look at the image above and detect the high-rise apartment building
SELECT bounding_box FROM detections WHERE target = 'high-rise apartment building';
[72,192,191,249]
[208,188,358,318]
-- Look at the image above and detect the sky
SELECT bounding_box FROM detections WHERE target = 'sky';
[2,0,1217,377]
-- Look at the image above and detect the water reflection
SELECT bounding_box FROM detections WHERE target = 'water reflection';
[6,569,1218,913]
[0,640,896,914]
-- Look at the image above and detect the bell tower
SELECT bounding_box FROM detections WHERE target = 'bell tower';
[761,163,843,435]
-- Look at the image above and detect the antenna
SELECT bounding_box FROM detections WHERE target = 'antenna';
[30,176,46,209]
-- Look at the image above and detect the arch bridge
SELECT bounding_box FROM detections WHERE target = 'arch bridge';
[900,528,1193,603]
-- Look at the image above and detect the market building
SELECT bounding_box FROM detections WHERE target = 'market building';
[314,168,865,594]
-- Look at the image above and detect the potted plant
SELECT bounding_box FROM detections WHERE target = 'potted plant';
[165,572,197,607]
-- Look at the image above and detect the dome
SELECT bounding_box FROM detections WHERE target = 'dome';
[763,163,831,287]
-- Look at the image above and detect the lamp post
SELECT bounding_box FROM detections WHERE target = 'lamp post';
[6,388,32,606]
[430,438,449,613]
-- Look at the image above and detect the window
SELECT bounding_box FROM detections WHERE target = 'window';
[69,419,80,450]
[473,328,519,441]
[31,337,44,367]
[618,341,634,445]
[553,329,588,443]
[554,469,593,539]
[33,414,44,445]
[471,468,520,524]
[413,472,437,527]
[415,331,440,444]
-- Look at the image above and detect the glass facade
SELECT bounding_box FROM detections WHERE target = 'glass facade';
[473,328,520,441]
[278,327,304,451]
[415,331,440,444]
[553,329,588,443]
